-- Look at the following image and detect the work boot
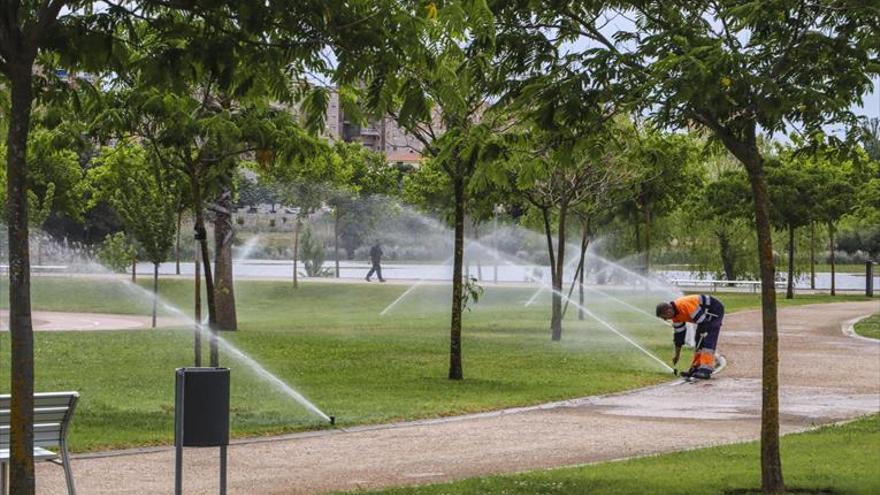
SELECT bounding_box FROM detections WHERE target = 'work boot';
[365,276,371,282]
[691,368,712,380]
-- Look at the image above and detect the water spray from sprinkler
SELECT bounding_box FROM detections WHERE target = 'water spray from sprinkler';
[109,272,334,422]
[379,254,455,316]
[473,241,676,374]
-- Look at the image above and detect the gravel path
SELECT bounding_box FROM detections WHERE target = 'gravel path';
[35,301,880,494]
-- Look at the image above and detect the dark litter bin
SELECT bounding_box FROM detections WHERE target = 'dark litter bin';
[175,367,230,494]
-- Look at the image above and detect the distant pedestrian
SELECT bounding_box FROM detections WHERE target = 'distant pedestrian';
[366,243,385,282]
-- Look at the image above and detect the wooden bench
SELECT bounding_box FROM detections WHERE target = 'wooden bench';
[0,392,79,495]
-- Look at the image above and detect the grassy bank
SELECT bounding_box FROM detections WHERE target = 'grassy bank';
[361,414,880,495]
[854,313,880,340]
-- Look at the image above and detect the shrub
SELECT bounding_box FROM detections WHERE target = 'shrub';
[300,227,331,277]
[96,232,136,273]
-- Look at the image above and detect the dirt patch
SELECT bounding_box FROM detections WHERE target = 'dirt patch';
[0,309,183,331]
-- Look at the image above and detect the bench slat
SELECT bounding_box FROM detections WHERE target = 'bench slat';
[0,392,78,410]
[0,447,58,462]
[0,424,64,447]
[0,399,71,409]
[0,408,69,424]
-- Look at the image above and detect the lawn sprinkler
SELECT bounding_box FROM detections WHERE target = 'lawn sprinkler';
[329,415,336,426]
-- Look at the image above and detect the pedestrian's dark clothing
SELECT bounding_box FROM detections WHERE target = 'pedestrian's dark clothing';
[370,245,383,263]
[366,262,383,282]
[367,245,384,282]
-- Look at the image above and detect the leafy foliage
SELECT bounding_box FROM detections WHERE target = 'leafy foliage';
[235,167,279,209]
[300,227,331,277]
[96,232,136,273]
[89,141,180,266]
[862,118,880,162]
[0,130,85,227]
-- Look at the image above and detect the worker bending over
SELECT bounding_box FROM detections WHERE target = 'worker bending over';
[655,294,724,379]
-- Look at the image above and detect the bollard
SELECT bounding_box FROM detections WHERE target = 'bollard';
[868,261,875,298]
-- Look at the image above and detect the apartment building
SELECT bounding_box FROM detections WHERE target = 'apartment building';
[325,90,427,167]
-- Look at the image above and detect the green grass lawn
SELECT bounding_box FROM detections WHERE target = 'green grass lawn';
[0,276,872,451]
[854,313,880,340]
[358,414,880,495]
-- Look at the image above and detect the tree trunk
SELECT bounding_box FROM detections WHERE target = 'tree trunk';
[493,214,498,283]
[738,144,785,494]
[829,222,836,296]
[212,189,237,331]
[175,209,182,275]
[6,68,37,495]
[634,219,641,259]
[577,216,591,321]
[152,262,159,328]
[449,174,465,380]
[194,242,202,367]
[334,209,340,278]
[540,207,558,336]
[190,172,218,366]
[474,223,483,281]
[718,229,736,281]
[131,256,137,283]
[809,222,815,290]
[293,216,301,289]
[786,225,795,299]
[561,258,584,319]
[643,201,652,272]
[577,251,585,320]
[550,205,567,341]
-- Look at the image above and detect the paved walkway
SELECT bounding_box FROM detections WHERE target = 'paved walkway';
[37,301,880,494]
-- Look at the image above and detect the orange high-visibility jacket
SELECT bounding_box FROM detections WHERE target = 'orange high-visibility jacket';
[671,295,706,324]
[670,294,716,342]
